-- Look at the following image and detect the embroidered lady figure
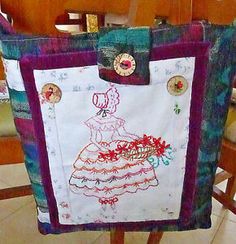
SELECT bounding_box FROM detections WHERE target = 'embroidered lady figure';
[69,86,172,206]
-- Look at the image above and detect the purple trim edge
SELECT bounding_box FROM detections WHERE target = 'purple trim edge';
[20,43,209,232]
[0,13,16,34]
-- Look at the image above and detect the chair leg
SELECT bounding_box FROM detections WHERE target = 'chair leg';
[147,231,163,244]
[110,230,164,244]
[214,171,232,185]
[110,229,125,244]
[226,176,236,200]
[212,186,236,214]
[0,185,32,200]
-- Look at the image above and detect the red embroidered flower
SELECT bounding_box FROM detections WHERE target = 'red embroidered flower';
[120,60,132,70]
[153,137,161,147]
[98,152,107,161]
[141,134,153,147]
[116,143,128,154]
[176,81,183,90]
[107,150,118,161]
[128,140,140,150]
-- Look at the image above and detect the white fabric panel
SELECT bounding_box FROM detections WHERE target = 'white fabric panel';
[3,57,195,225]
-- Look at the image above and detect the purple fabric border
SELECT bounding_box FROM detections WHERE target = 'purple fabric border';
[151,43,210,227]
[0,13,16,34]
[20,43,209,232]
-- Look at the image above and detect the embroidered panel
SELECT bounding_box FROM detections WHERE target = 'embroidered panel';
[17,42,208,231]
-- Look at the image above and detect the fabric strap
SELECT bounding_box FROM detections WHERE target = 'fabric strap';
[98,27,151,85]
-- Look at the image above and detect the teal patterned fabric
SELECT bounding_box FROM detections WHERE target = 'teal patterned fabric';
[0,17,236,234]
[98,27,151,84]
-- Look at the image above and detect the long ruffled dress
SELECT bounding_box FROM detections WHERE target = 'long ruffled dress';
[69,114,158,203]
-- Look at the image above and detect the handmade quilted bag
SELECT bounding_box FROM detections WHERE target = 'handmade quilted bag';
[1,14,236,234]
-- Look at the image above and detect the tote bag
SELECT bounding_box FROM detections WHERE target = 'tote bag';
[1,15,236,234]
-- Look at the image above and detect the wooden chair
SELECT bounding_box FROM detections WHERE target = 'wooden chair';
[213,137,236,214]
[213,139,236,214]
[2,0,236,35]
[1,0,236,243]
[212,88,236,214]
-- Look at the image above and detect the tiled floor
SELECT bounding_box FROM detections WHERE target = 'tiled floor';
[0,164,235,244]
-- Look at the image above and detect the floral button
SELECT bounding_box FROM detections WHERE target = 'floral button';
[41,83,62,104]
[113,53,136,77]
[167,76,188,96]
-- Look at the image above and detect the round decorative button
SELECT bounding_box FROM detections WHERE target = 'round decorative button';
[113,53,136,77]
[167,75,188,96]
[41,83,62,104]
